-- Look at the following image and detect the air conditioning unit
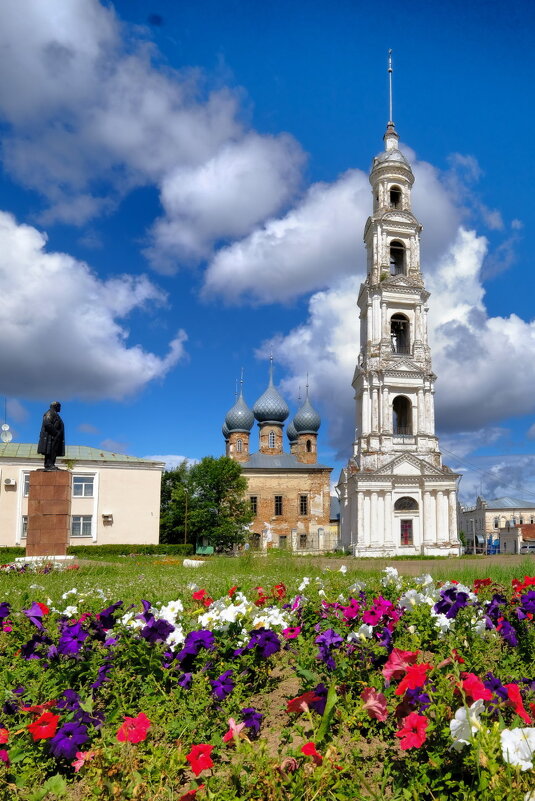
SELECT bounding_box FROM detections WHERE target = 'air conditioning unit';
[4,478,16,486]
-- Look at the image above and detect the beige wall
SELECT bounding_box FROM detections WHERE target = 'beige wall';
[0,459,162,548]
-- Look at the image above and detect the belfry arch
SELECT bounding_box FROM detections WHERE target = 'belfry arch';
[392,395,412,435]
[390,313,410,354]
[389,240,406,275]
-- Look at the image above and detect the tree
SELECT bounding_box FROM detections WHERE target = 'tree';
[159,456,253,550]
[159,461,190,544]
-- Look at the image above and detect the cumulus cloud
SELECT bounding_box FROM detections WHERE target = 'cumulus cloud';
[99,438,128,454]
[0,0,304,264]
[455,454,535,504]
[0,211,186,399]
[144,454,199,470]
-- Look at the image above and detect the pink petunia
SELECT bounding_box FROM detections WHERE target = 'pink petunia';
[382,649,419,681]
[361,687,388,722]
[282,626,301,640]
[116,712,151,743]
[395,712,428,750]
[460,673,493,703]
[222,718,246,744]
[72,750,96,772]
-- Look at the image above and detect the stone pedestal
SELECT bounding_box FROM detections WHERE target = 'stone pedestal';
[26,470,71,557]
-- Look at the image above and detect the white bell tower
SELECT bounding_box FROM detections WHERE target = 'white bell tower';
[338,53,460,557]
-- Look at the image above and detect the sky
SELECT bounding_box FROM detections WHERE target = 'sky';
[0,0,535,505]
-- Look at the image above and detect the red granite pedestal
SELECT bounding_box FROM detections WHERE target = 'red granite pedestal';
[26,470,71,557]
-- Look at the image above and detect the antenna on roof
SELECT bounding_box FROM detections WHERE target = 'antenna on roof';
[388,49,393,125]
[1,398,12,443]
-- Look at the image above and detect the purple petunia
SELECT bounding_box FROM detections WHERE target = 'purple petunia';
[309,683,328,715]
[56,689,82,711]
[497,618,518,647]
[0,602,10,620]
[315,628,343,670]
[405,688,431,711]
[91,659,113,691]
[58,622,89,656]
[178,672,193,689]
[241,707,263,736]
[484,672,508,701]
[20,633,52,660]
[140,616,175,644]
[22,602,47,630]
[247,628,280,658]
[211,669,234,700]
[98,601,123,630]
[433,588,469,619]
[49,721,89,760]
[517,591,535,619]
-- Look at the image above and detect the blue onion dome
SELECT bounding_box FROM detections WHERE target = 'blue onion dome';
[224,388,254,432]
[253,361,289,423]
[222,421,230,439]
[287,420,297,443]
[293,387,321,433]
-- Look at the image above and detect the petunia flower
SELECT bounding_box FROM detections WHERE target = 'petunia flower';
[361,687,388,722]
[247,628,280,658]
[49,722,89,760]
[22,602,49,630]
[395,712,428,750]
[382,649,419,681]
[186,744,214,776]
[179,784,205,801]
[0,750,9,766]
[286,691,320,715]
[282,626,301,639]
[116,712,151,743]
[58,622,89,656]
[460,673,493,703]
[222,718,246,744]
[0,729,8,744]
[395,663,433,696]
[210,670,234,701]
[301,742,323,765]
[241,707,263,736]
[505,684,532,725]
[27,711,60,741]
[450,699,485,750]
[72,750,96,772]
[501,727,535,771]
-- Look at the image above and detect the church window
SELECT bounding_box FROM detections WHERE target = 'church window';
[390,186,402,208]
[299,533,307,549]
[274,495,283,516]
[394,496,418,511]
[250,496,258,515]
[389,240,406,275]
[279,535,288,548]
[236,438,243,453]
[390,313,410,354]
[392,395,412,435]
[400,519,413,545]
[299,495,308,515]
[306,439,312,452]
[520,516,524,524]
[268,431,276,448]
[494,517,499,529]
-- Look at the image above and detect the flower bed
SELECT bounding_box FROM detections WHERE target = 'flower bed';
[1,567,535,800]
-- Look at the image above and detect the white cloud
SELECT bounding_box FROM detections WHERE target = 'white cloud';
[6,398,29,423]
[144,454,199,470]
[100,438,128,454]
[0,211,186,400]
[77,423,100,435]
[0,0,305,262]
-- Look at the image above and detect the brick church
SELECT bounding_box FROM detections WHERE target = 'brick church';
[223,361,334,551]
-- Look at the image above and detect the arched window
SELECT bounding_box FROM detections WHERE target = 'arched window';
[306,439,312,452]
[389,240,405,275]
[389,186,402,209]
[236,438,243,453]
[394,496,418,511]
[268,431,276,448]
[390,313,410,354]
[393,395,412,435]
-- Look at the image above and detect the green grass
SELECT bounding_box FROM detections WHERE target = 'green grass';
[3,552,535,608]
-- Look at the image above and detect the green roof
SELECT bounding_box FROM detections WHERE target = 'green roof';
[0,443,163,466]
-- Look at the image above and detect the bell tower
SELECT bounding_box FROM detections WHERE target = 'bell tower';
[338,53,460,557]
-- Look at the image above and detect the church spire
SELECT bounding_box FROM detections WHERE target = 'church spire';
[384,50,399,152]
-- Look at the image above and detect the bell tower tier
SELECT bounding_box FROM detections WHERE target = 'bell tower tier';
[337,110,460,558]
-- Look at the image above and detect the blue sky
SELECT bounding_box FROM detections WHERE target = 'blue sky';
[1,0,534,504]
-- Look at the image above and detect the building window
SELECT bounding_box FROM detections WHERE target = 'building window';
[389,186,402,208]
[21,515,28,539]
[250,496,258,515]
[389,240,405,275]
[394,496,418,511]
[520,516,524,525]
[268,431,276,449]
[278,535,288,549]
[73,475,94,498]
[393,395,412,435]
[236,438,243,453]
[531,517,534,524]
[299,533,307,549]
[512,517,517,526]
[400,519,413,546]
[503,541,507,551]
[23,473,30,497]
[71,515,92,537]
[494,517,499,529]
[274,495,283,516]
[390,313,410,354]
[299,495,308,515]
[306,439,312,452]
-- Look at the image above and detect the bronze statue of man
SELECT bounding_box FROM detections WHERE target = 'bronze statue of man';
[37,401,65,470]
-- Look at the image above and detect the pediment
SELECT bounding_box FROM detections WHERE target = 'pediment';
[372,454,447,477]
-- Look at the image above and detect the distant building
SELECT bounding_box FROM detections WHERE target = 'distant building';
[500,523,535,555]
[223,364,335,552]
[459,496,535,553]
[0,444,164,549]
[337,116,460,556]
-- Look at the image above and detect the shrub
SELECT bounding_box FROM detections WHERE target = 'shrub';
[66,543,194,557]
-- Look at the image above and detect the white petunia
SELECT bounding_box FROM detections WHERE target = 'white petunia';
[339,565,348,574]
[414,573,434,588]
[298,577,311,591]
[431,609,454,634]
[501,728,535,771]
[450,700,485,750]
[165,625,185,650]
[398,589,427,609]
[347,624,373,642]
[62,605,78,617]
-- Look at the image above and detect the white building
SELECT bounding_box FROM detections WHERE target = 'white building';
[337,119,460,557]
[0,443,163,548]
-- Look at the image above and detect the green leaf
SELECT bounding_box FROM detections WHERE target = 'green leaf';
[295,665,320,684]
[316,683,338,743]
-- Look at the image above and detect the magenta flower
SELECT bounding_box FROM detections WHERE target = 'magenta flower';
[361,687,388,722]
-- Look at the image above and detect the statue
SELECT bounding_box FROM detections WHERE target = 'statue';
[37,401,65,470]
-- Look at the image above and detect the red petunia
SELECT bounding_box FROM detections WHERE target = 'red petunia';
[0,729,8,745]
[286,691,321,715]
[395,712,428,750]
[504,683,531,725]
[116,712,151,743]
[36,602,49,615]
[395,663,433,696]
[192,590,207,602]
[382,649,419,681]
[460,673,493,703]
[27,711,60,741]
[179,785,205,801]
[186,744,214,776]
[301,742,323,765]
[22,700,57,714]
[228,586,238,598]
[272,583,286,600]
